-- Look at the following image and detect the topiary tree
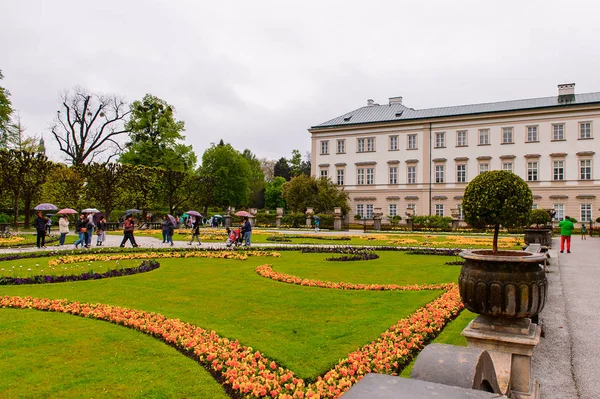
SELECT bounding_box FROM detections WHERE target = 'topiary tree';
[462,170,533,253]
[529,208,552,227]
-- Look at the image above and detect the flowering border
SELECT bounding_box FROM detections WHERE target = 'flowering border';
[0,260,160,285]
[1,286,461,399]
[255,264,454,292]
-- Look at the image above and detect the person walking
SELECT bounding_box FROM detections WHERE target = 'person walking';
[559,216,575,253]
[120,214,139,248]
[167,218,175,246]
[58,215,69,246]
[161,215,170,243]
[33,211,47,248]
[581,224,587,240]
[242,216,252,246]
[73,214,87,249]
[85,213,96,247]
[314,217,320,232]
[96,216,107,246]
[188,217,201,245]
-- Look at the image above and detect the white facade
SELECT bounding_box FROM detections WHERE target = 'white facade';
[310,85,600,224]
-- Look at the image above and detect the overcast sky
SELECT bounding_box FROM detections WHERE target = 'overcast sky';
[2,0,599,164]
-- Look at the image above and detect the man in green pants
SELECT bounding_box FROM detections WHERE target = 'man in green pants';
[558,216,575,253]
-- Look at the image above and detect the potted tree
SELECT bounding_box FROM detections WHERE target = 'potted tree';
[459,171,547,318]
[524,208,553,246]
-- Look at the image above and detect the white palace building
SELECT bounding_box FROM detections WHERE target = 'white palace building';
[309,83,599,225]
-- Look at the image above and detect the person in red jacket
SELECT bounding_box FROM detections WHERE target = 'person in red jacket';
[120,214,139,248]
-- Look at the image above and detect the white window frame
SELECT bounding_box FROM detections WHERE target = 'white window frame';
[407,134,417,150]
[337,139,345,154]
[357,168,365,185]
[580,159,592,180]
[478,163,490,174]
[479,129,490,145]
[580,203,592,222]
[389,135,399,151]
[320,140,329,155]
[435,164,445,183]
[388,204,397,217]
[553,160,565,181]
[527,161,538,181]
[579,122,592,139]
[527,126,538,142]
[457,130,468,146]
[553,124,565,141]
[502,162,513,173]
[365,204,374,219]
[553,204,564,221]
[435,132,445,148]
[457,203,463,220]
[336,169,345,186]
[320,169,328,178]
[407,165,416,184]
[366,168,375,185]
[356,204,364,218]
[456,164,467,183]
[502,127,514,144]
[357,138,365,153]
[435,204,444,216]
[389,166,398,184]
[407,203,416,215]
[366,137,375,152]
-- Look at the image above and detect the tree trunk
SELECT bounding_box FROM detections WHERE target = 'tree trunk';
[12,193,20,231]
[493,224,500,253]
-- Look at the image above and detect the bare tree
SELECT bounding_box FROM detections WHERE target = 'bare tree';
[51,87,130,165]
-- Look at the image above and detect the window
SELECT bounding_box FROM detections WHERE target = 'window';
[435,132,445,148]
[479,129,490,145]
[389,204,397,217]
[337,139,345,154]
[357,168,365,185]
[389,166,398,184]
[407,203,416,215]
[457,130,468,146]
[367,137,375,152]
[320,169,328,178]
[320,140,329,155]
[356,204,364,218]
[527,161,538,181]
[435,165,445,183]
[553,204,564,221]
[553,124,565,140]
[527,126,538,142]
[389,135,399,151]
[366,204,374,219]
[502,162,513,173]
[532,204,539,210]
[336,169,345,185]
[366,168,374,185]
[435,204,444,216]
[553,160,565,181]
[407,134,417,149]
[479,163,489,174]
[502,127,514,144]
[407,166,416,184]
[457,204,463,220]
[580,159,592,180]
[357,138,365,153]
[456,164,467,183]
[580,122,592,139]
[581,204,592,222]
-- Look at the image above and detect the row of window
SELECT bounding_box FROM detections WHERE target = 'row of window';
[357,203,594,222]
[319,122,594,155]
[321,159,593,185]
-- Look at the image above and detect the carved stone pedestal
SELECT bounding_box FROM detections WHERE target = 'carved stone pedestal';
[275,208,283,228]
[462,315,541,398]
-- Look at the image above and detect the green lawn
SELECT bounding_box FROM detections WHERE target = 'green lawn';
[0,233,78,248]
[0,250,462,397]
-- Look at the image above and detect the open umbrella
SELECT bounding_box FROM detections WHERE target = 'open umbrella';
[82,208,100,213]
[235,211,252,217]
[57,208,78,215]
[167,214,177,224]
[186,210,203,217]
[213,215,222,218]
[93,212,106,224]
[124,209,142,215]
[34,203,58,211]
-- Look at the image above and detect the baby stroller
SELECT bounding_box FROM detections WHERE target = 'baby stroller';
[226,228,243,247]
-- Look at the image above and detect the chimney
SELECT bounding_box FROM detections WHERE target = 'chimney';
[367,99,375,106]
[558,83,575,103]
[389,96,403,105]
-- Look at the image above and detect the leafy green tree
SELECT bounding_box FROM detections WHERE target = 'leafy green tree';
[282,175,349,214]
[529,208,552,227]
[80,162,129,221]
[41,164,85,209]
[462,170,532,253]
[121,165,160,217]
[273,157,291,181]
[201,142,250,208]
[242,149,265,209]
[0,70,13,137]
[265,176,287,209]
[120,94,196,171]
[51,87,130,165]
[156,168,199,214]
[289,149,311,177]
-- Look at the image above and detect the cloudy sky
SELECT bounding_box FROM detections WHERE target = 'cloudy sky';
[2,0,599,164]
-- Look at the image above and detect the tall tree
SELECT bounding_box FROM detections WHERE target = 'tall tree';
[0,70,12,137]
[2,113,41,151]
[283,175,349,214]
[201,142,250,208]
[156,169,198,214]
[265,176,287,209]
[260,158,276,182]
[81,162,128,221]
[120,94,196,171]
[273,157,291,181]
[289,149,311,177]
[121,165,159,218]
[51,87,130,166]
[41,164,85,209]
[242,149,266,209]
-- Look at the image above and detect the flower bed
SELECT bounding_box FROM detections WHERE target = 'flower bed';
[0,260,159,285]
[1,285,461,398]
[256,264,453,292]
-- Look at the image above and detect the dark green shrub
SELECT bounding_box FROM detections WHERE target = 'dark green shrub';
[529,208,552,227]
[412,215,453,230]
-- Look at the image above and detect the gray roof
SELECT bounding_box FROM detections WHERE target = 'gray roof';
[312,92,600,129]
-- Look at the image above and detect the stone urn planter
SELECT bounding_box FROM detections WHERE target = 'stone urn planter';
[523,227,553,246]
[458,250,548,318]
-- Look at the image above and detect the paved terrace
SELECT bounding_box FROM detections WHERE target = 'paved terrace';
[1,231,597,398]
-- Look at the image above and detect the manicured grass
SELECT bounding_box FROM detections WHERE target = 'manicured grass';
[0,308,228,398]
[0,233,78,248]
[0,258,140,278]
